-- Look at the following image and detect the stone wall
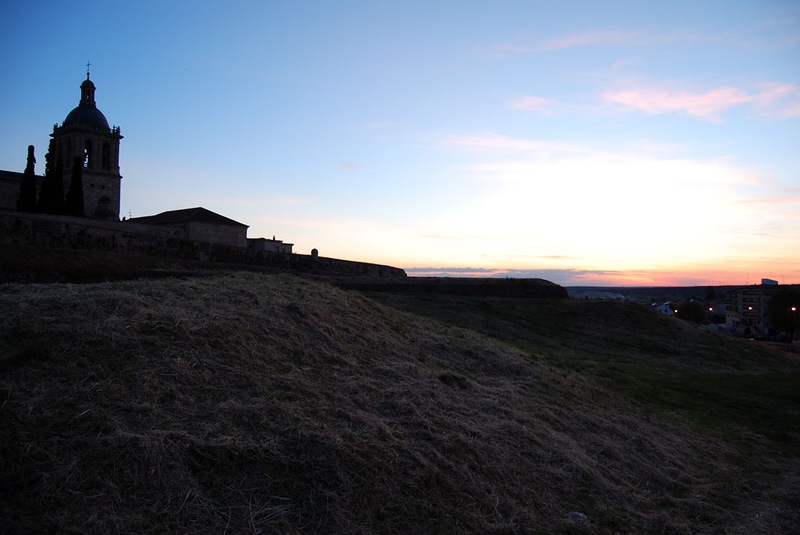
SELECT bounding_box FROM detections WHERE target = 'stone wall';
[0,170,120,219]
[0,210,407,279]
[0,171,41,211]
[332,276,568,298]
[188,221,247,249]
[0,209,180,250]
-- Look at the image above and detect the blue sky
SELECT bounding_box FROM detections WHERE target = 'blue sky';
[1,1,798,285]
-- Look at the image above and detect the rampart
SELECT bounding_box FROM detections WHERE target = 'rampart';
[332,276,569,298]
[0,210,406,279]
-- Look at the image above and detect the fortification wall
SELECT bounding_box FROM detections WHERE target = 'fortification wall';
[333,276,568,298]
[0,209,179,251]
[0,210,406,279]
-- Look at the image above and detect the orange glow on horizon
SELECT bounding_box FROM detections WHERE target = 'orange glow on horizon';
[402,263,799,287]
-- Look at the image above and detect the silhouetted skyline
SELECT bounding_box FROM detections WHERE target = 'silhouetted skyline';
[1,2,798,286]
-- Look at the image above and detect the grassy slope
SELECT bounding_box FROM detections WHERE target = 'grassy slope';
[1,273,798,534]
[367,294,800,451]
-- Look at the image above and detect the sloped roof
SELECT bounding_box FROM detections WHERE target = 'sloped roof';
[128,207,248,227]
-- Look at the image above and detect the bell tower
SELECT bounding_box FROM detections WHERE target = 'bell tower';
[50,67,123,219]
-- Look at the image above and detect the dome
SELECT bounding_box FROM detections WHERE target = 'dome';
[63,104,110,130]
[62,77,111,131]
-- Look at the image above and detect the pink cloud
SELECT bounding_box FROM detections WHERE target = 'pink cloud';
[507,95,551,112]
[782,102,800,117]
[540,30,651,51]
[751,83,800,118]
[603,83,800,120]
[603,86,752,119]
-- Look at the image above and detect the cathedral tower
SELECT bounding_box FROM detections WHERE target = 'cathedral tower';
[50,71,123,219]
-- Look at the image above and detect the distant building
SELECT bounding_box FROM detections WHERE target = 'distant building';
[128,207,248,248]
[729,288,768,337]
[722,280,791,338]
[248,237,293,254]
[654,303,675,316]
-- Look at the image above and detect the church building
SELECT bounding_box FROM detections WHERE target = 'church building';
[1,70,294,253]
[0,71,123,219]
[50,72,123,219]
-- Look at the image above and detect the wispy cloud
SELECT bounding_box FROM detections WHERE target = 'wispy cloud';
[751,83,800,118]
[404,266,588,281]
[440,132,679,161]
[603,83,800,120]
[404,265,796,287]
[404,267,658,286]
[405,266,513,277]
[492,29,717,56]
[440,133,581,154]
[417,232,494,242]
[737,185,800,207]
[196,196,316,207]
[507,95,552,113]
[540,30,661,51]
[431,130,797,270]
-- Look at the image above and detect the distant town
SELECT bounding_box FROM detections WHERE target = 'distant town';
[569,279,800,342]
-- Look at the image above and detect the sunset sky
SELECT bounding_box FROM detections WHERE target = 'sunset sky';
[1,1,798,286]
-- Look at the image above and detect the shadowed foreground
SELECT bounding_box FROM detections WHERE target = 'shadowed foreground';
[1,272,798,533]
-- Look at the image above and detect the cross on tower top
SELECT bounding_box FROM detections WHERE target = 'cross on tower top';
[86,60,91,79]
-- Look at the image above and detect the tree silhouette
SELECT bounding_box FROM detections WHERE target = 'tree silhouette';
[767,289,800,342]
[16,145,37,212]
[44,139,54,178]
[65,157,85,217]
[676,299,705,324]
[52,160,65,213]
[38,142,65,214]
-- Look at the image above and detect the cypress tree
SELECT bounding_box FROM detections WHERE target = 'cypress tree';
[65,157,85,217]
[16,145,37,212]
[37,176,49,213]
[52,159,65,214]
[44,139,54,177]
[38,158,66,215]
[37,140,65,214]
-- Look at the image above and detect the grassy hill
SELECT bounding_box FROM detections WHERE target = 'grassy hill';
[1,272,798,534]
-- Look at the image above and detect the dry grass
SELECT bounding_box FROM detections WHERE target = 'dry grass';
[1,272,798,534]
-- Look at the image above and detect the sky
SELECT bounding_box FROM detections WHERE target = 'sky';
[1,1,798,286]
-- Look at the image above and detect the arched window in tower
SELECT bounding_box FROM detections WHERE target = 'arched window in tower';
[84,139,93,168]
[102,143,110,170]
